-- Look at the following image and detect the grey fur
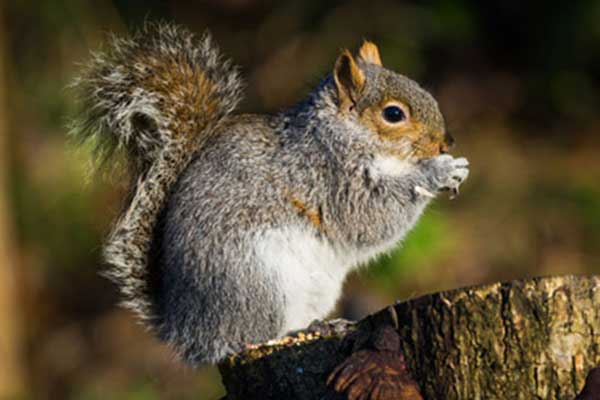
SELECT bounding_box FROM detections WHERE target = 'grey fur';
[72,23,469,367]
[71,22,243,325]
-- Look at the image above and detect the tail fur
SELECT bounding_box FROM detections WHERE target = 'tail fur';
[71,23,243,326]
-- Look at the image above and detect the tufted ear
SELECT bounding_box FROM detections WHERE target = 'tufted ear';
[333,49,365,111]
[358,40,382,66]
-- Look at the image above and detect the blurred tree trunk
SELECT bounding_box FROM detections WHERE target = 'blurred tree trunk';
[219,275,600,399]
[0,4,25,397]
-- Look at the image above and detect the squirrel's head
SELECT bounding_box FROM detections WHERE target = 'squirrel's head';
[332,42,453,159]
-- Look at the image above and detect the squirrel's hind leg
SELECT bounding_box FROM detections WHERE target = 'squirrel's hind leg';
[155,250,286,366]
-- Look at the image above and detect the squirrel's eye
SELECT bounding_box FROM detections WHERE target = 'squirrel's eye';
[382,105,406,124]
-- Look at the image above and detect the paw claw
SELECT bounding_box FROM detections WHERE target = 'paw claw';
[450,186,459,199]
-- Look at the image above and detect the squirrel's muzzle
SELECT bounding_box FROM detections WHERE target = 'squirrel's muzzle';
[439,131,455,154]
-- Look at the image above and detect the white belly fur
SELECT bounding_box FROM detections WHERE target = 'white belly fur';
[253,226,402,336]
[252,157,425,335]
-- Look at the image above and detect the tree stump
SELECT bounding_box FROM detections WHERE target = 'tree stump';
[218,275,600,399]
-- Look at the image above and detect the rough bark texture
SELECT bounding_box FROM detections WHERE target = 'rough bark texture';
[219,275,600,399]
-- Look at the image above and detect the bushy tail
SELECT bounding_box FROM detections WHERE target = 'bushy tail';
[71,23,243,326]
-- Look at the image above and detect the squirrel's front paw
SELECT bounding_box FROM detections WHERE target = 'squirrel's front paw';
[416,154,469,198]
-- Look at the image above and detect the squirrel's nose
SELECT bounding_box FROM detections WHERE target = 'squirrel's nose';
[440,131,455,153]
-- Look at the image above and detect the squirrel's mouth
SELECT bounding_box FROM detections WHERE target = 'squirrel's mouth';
[441,130,455,153]
[377,128,455,160]
[411,141,443,158]
[411,130,454,158]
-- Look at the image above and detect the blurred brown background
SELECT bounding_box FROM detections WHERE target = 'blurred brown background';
[1,0,599,399]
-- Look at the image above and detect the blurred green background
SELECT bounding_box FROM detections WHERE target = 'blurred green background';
[1,0,599,399]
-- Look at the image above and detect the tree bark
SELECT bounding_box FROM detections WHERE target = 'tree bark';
[219,275,600,399]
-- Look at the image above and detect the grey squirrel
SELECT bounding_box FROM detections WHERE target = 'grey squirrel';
[72,23,469,366]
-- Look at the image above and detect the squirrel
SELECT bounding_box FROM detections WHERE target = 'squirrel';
[72,23,469,367]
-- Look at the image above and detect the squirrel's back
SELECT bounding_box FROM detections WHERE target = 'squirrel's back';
[155,114,293,363]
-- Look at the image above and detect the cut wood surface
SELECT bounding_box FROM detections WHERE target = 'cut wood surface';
[219,275,600,399]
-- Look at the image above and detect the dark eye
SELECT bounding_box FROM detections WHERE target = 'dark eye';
[382,105,406,123]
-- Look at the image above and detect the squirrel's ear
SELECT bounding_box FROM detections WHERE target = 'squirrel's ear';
[333,50,365,111]
[358,41,382,66]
